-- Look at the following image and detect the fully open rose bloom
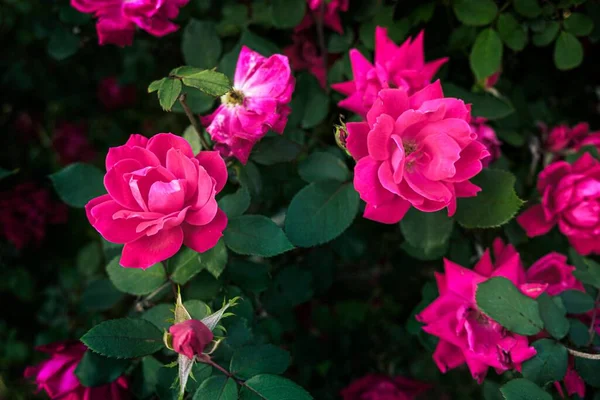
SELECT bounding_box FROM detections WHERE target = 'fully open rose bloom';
[85,133,228,269]
[416,241,544,383]
[25,342,130,400]
[517,153,600,255]
[169,319,214,360]
[341,375,431,400]
[201,46,295,164]
[71,0,188,46]
[332,27,448,117]
[345,81,489,224]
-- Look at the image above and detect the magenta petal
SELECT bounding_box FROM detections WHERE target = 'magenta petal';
[517,204,555,238]
[195,151,228,193]
[146,133,194,165]
[186,198,218,226]
[104,159,144,210]
[409,80,444,109]
[433,341,465,373]
[183,209,227,253]
[120,227,184,269]
[354,157,394,205]
[125,134,148,148]
[105,145,160,171]
[366,89,409,127]
[89,200,145,243]
[147,180,185,214]
[420,133,461,181]
[367,114,395,161]
[85,194,112,226]
[166,148,199,200]
[363,196,411,224]
[346,122,370,160]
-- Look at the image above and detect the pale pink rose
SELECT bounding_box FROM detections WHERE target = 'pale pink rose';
[71,0,188,46]
[345,81,489,224]
[295,0,349,34]
[24,342,130,400]
[169,320,214,360]
[341,374,431,400]
[85,133,228,269]
[283,31,326,88]
[526,253,584,296]
[470,117,501,167]
[201,46,295,164]
[98,77,137,110]
[517,153,600,255]
[416,245,544,383]
[555,359,586,398]
[332,27,448,117]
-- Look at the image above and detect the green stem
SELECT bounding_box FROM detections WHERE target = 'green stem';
[178,93,211,150]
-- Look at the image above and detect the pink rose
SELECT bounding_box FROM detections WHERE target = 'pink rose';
[345,82,489,224]
[542,122,600,153]
[85,133,228,269]
[70,0,189,46]
[284,31,327,88]
[98,77,137,110]
[517,153,600,255]
[24,342,130,400]
[201,46,295,164]
[53,122,96,165]
[526,253,584,296]
[555,358,586,398]
[0,183,68,249]
[341,375,431,400]
[332,27,448,117]
[470,117,501,167]
[416,243,544,383]
[295,0,349,34]
[169,319,214,360]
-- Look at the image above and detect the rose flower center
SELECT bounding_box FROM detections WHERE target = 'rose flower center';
[221,89,245,107]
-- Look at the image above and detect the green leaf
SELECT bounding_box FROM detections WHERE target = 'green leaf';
[554,31,583,71]
[482,380,503,400]
[263,266,313,314]
[564,12,594,36]
[400,209,454,259]
[575,357,600,388]
[568,318,590,347]
[81,279,124,312]
[455,169,524,228]
[500,378,551,400]
[182,20,222,69]
[81,318,164,359]
[75,350,129,387]
[193,376,238,400]
[559,290,594,314]
[183,126,202,155]
[219,187,251,218]
[224,215,294,257]
[497,13,528,51]
[106,257,166,295]
[271,0,306,29]
[148,78,164,93]
[443,83,514,120]
[285,181,359,247]
[230,345,291,380]
[513,0,543,18]
[227,261,270,294]
[251,137,302,165]
[47,27,79,61]
[181,70,231,97]
[243,375,313,400]
[298,152,350,183]
[172,86,215,114]
[532,21,560,47]
[158,78,182,111]
[470,28,503,81]
[453,0,498,26]
[537,293,570,340]
[50,163,105,208]
[328,29,355,53]
[571,249,600,288]
[476,277,543,335]
[77,241,102,278]
[132,356,163,399]
[203,239,228,279]
[170,247,204,285]
[300,76,330,129]
[522,339,568,386]
[142,304,173,331]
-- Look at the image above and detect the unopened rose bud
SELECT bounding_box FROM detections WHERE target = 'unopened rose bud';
[334,119,351,156]
[168,319,214,360]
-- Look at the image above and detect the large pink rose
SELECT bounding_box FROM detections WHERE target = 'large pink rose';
[71,0,188,46]
[201,46,295,164]
[345,81,489,224]
[526,253,584,295]
[332,27,448,117]
[341,374,431,400]
[24,342,130,400]
[416,242,544,383]
[517,153,600,255]
[85,133,228,269]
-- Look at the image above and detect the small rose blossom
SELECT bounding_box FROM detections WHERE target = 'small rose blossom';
[284,31,327,88]
[517,153,600,256]
[295,0,349,34]
[470,117,501,167]
[542,121,600,153]
[416,243,544,383]
[345,81,489,224]
[98,77,137,110]
[85,133,228,269]
[341,374,431,400]
[201,46,295,164]
[332,27,448,117]
[169,319,214,360]
[526,253,584,296]
[24,342,130,400]
[71,0,189,46]
[53,122,96,165]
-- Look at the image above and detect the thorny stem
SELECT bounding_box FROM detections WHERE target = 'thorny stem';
[315,0,329,93]
[587,291,600,346]
[178,93,211,150]
[567,347,600,360]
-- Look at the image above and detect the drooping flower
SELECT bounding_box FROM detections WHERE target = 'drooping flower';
[470,117,501,167]
[332,27,448,117]
[70,0,189,46]
[201,46,295,164]
[24,342,130,400]
[526,253,584,295]
[346,82,489,224]
[296,0,349,34]
[168,319,214,360]
[53,122,96,165]
[416,242,543,383]
[85,133,228,269]
[341,374,431,400]
[517,153,600,255]
[0,183,68,249]
[98,77,137,110]
[284,30,327,88]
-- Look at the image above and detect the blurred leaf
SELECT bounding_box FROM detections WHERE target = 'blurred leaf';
[81,279,124,312]
[77,241,102,278]
[47,27,79,61]
[271,0,305,29]
[537,293,570,340]
[132,356,163,399]
[0,167,17,180]
[224,215,294,257]
[453,0,498,26]
[522,339,568,386]
[230,344,290,379]
[497,13,528,51]
[568,318,589,347]
[298,152,350,183]
[226,261,270,294]
[564,12,594,36]
[400,209,454,259]
[470,28,503,81]
[575,357,600,388]
[513,0,542,18]
[328,29,355,53]
[263,266,313,314]
[554,31,583,70]
[242,375,313,400]
[158,78,182,111]
[193,376,237,400]
[500,379,551,400]
[251,137,302,165]
[443,83,514,120]
[182,20,222,69]
[75,350,129,387]
[50,163,105,208]
[219,187,251,218]
[559,290,594,314]
[532,21,560,47]
[106,257,166,295]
